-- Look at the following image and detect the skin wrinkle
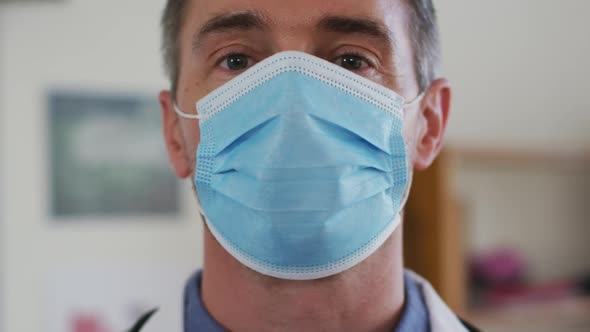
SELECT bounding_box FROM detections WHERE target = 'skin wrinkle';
[159,0,451,331]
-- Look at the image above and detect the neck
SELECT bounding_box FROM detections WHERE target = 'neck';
[201,224,406,332]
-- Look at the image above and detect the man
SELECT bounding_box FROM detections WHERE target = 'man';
[132,0,475,331]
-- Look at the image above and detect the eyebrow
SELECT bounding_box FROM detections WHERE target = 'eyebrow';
[193,10,269,50]
[317,15,395,49]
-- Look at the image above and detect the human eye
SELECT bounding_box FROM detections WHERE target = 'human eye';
[217,53,256,72]
[334,53,372,71]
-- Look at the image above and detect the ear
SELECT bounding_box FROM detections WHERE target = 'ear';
[159,90,192,178]
[413,78,452,170]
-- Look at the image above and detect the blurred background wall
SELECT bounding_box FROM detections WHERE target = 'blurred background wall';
[0,1,204,331]
[442,1,590,150]
[438,0,590,280]
[0,1,588,332]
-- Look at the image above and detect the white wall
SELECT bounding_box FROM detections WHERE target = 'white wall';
[437,0,590,283]
[0,1,204,331]
[0,5,5,329]
[439,0,590,151]
[1,0,589,331]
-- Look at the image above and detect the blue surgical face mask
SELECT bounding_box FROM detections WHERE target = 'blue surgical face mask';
[174,51,422,280]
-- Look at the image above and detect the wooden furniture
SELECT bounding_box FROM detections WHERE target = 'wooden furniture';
[403,150,467,314]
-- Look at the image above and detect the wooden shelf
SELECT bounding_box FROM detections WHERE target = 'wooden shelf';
[466,296,590,332]
[449,146,590,172]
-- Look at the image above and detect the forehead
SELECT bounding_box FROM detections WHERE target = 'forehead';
[181,0,408,41]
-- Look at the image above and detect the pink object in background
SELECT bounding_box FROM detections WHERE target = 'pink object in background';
[71,313,112,332]
[470,248,527,286]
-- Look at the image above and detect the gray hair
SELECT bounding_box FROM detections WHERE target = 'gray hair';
[402,0,442,91]
[161,0,441,96]
[161,0,187,97]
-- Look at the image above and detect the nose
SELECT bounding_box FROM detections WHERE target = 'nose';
[270,31,314,55]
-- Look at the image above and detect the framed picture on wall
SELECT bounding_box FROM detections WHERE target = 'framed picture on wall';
[48,90,179,218]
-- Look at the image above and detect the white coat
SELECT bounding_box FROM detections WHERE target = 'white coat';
[406,271,471,332]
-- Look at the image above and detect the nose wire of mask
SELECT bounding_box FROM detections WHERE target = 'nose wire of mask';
[181,51,422,280]
[173,92,424,121]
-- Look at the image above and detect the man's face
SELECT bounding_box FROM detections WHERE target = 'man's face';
[162,0,448,179]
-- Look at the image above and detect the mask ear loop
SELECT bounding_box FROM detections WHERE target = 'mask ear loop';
[398,145,415,213]
[403,91,425,108]
[194,193,210,223]
[397,91,425,214]
[173,103,203,120]
[173,104,211,222]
